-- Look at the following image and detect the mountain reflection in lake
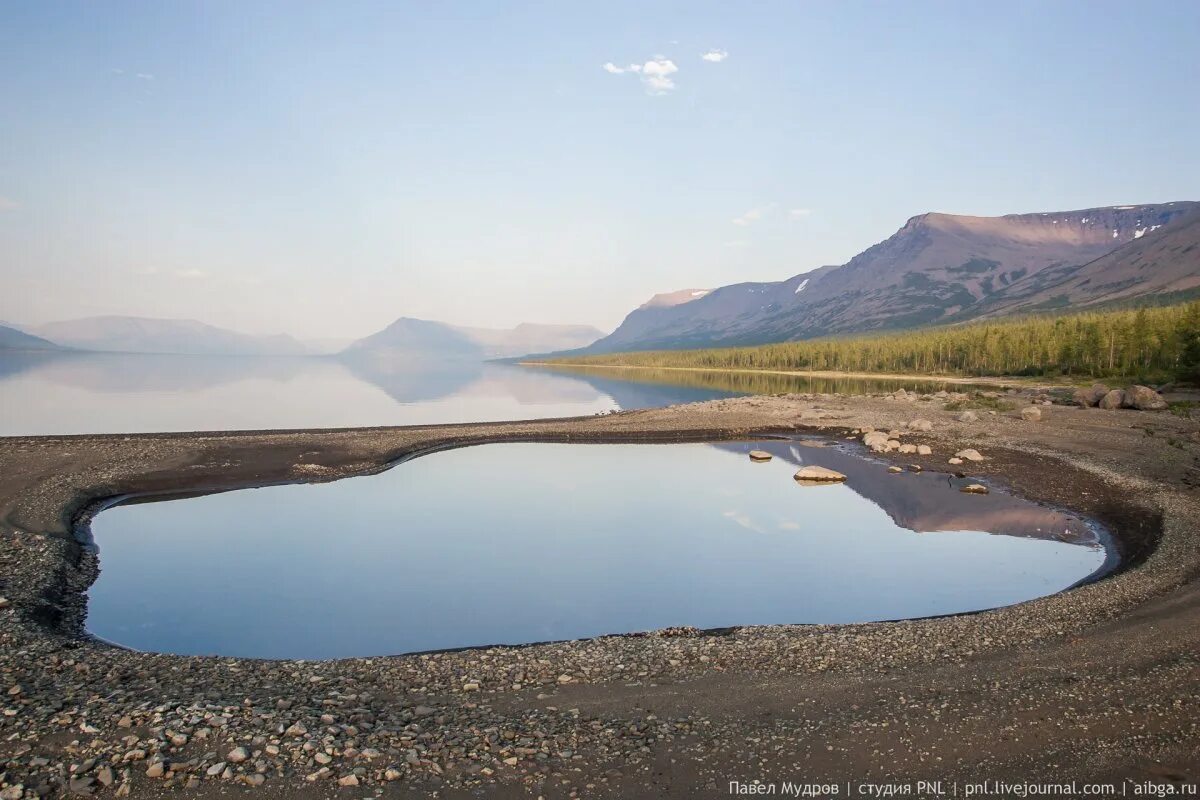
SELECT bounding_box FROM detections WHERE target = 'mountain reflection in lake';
[87,440,1108,660]
[0,352,970,436]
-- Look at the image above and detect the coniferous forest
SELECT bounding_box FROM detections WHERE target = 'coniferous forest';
[549,302,1200,383]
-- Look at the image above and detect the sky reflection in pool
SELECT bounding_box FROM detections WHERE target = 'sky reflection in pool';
[87,441,1107,659]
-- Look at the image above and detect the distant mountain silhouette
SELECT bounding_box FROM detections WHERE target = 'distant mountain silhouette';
[0,323,61,351]
[29,316,307,356]
[343,317,604,360]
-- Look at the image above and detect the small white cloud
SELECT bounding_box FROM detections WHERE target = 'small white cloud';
[174,268,208,279]
[640,57,678,93]
[603,55,678,94]
[732,203,776,227]
[0,197,17,212]
[701,49,728,63]
[789,208,813,219]
[135,73,154,81]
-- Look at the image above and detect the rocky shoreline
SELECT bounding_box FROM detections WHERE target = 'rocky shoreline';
[1,390,1199,798]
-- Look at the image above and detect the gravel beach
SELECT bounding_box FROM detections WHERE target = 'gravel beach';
[1,389,1198,798]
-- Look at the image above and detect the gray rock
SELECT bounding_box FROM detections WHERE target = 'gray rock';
[955,410,978,423]
[794,465,847,482]
[1099,389,1126,410]
[1020,406,1042,421]
[906,418,933,432]
[227,747,249,763]
[1126,384,1168,411]
[863,431,891,451]
[954,449,984,462]
[917,444,933,456]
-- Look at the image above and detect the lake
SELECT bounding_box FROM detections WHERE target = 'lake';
[87,439,1109,660]
[0,351,971,436]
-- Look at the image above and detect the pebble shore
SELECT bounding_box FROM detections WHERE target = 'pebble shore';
[1,388,1198,798]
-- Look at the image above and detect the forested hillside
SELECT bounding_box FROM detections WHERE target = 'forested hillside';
[546,302,1200,383]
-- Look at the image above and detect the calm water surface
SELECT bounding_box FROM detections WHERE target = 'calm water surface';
[0,352,970,435]
[87,440,1108,659]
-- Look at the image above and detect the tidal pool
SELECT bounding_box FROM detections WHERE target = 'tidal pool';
[87,441,1109,660]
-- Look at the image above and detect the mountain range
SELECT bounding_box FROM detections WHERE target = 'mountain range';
[578,201,1200,354]
[21,316,310,356]
[0,315,606,360]
[340,318,605,361]
[6,201,1198,359]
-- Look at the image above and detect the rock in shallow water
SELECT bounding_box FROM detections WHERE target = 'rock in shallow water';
[748,450,773,462]
[794,465,847,483]
[960,484,990,494]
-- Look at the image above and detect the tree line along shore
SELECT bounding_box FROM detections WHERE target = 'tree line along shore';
[548,302,1200,383]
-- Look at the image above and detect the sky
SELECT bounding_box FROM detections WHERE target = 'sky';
[1,1,1198,340]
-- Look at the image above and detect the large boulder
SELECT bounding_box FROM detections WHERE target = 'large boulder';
[1125,384,1168,411]
[906,418,933,432]
[1098,389,1126,410]
[1073,383,1110,407]
[748,450,773,462]
[1019,406,1042,421]
[862,431,891,451]
[954,448,984,462]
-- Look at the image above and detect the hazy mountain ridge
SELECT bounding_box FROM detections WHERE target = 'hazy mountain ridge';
[342,318,606,361]
[0,324,61,351]
[27,316,309,356]
[4,315,605,359]
[581,202,1200,353]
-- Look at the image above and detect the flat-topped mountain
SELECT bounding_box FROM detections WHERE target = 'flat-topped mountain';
[342,318,606,361]
[29,316,308,356]
[581,202,1199,354]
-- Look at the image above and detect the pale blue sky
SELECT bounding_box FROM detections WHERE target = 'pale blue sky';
[2,1,1198,338]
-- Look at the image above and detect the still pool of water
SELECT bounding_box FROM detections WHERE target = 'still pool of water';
[87,440,1109,660]
[0,352,972,435]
